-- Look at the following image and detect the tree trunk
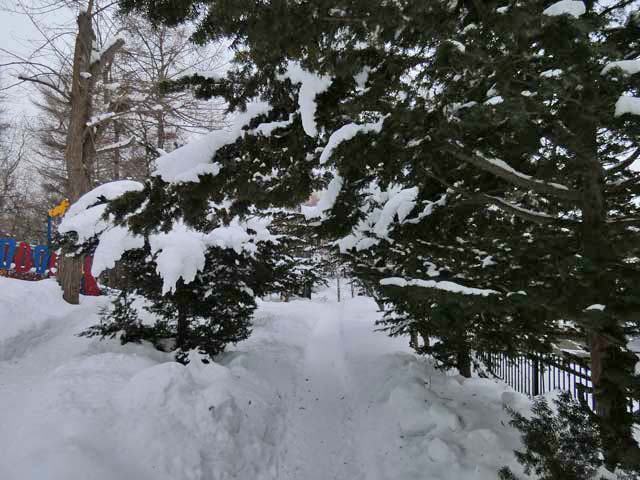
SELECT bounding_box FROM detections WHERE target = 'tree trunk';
[579,125,639,468]
[59,9,96,305]
[59,5,124,305]
[60,255,83,304]
[457,346,472,378]
[176,306,189,353]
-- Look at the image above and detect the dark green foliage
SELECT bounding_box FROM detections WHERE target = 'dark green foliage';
[499,392,637,480]
[81,291,153,344]
[116,0,640,468]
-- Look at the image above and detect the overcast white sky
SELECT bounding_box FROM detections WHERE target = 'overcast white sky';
[0,1,74,116]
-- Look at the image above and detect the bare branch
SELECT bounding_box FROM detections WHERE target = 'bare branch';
[17,74,70,100]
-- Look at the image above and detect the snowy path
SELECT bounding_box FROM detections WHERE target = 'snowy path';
[278,301,365,480]
[0,279,528,480]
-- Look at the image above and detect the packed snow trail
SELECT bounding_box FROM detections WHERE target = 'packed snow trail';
[278,300,365,480]
[0,278,530,480]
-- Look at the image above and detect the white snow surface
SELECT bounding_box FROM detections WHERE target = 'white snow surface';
[0,278,531,480]
[278,61,333,137]
[615,95,640,117]
[92,225,145,277]
[601,60,640,76]
[380,277,500,297]
[319,117,385,165]
[301,173,344,220]
[65,180,144,219]
[153,100,272,183]
[148,217,278,294]
[59,180,145,243]
[542,0,586,18]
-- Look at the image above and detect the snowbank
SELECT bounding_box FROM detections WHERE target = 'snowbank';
[0,279,531,480]
[0,278,77,350]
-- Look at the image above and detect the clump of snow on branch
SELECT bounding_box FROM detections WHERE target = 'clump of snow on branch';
[59,203,110,243]
[615,95,640,117]
[476,152,570,191]
[148,217,279,295]
[380,277,499,297]
[149,221,208,295]
[60,180,144,242]
[601,60,640,76]
[301,174,344,220]
[278,61,333,137]
[540,69,563,79]
[65,180,144,218]
[337,184,423,252]
[153,100,272,183]
[319,117,386,165]
[372,187,418,239]
[92,225,144,277]
[542,0,586,18]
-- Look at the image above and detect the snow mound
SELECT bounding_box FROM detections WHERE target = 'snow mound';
[0,280,531,480]
[0,277,76,350]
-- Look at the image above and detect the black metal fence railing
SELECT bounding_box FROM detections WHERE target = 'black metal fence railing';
[476,351,640,413]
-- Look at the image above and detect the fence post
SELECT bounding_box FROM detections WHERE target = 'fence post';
[532,355,540,397]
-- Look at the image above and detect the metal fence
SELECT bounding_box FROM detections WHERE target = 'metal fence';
[477,351,640,413]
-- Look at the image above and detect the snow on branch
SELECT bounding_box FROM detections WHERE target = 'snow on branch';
[320,117,386,165]
[615,95,640,117]
[380,277,499,297]
[278,61,333,137]
[154,100,272,183]
[65,180,145,219]
[601,60,640,76]
[337,184,423,252]
[452,150,579,200]
[542,1,586,18]
[96,136,135,153]
[484,195,559,225]
[149,217,279,294]
[301,173,344,220]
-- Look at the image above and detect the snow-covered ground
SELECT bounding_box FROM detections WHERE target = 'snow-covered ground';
[0,277,531,480]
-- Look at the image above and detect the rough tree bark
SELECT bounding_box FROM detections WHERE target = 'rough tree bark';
[578,116,639,468]
[59,2,124,304]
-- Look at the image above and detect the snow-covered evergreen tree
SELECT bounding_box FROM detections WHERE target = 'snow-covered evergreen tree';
[59,175,295,363]
[115,0,640,468]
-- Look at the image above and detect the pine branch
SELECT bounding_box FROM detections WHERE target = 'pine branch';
[606,217,640,227]
[450,150,580,201]
[605,173,640,196]
[606,148,640,177]
[483,195,561,225]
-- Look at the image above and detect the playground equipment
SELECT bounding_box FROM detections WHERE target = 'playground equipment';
[0,199,100,295]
